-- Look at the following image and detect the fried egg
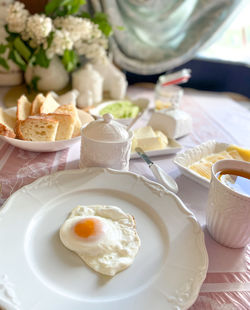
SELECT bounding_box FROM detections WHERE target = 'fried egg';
[59,205,141,276]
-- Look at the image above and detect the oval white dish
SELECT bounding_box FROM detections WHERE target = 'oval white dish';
[0,168,208,310]
[0,134,80,152]
[0,107,82,152]
[89,98,150,126]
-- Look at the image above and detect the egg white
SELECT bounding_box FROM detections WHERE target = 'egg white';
[60,205,141,276]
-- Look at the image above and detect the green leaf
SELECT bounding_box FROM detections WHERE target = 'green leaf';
[13,37,31,61]
[6,32,19,44]
[0,44,7,54]
[33,47,51,68]
[80,12,90,19]
[45,0,86,17]
[30,76,40,91]
[45,0,62,16]
[0,56,9,70]
[116,25,125,31]
[92,12,112,37]
[62,49,78,72]
[47,31,55,48]
[8,49,26,71]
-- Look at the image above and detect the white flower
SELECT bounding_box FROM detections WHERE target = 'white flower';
[46,30,73,59]
[91,24,103,40]
[6,1,29,33]
[75,41,107,63]
[54,16,94,42]
[25,14,52,47]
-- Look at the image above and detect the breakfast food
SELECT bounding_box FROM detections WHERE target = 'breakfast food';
[0,107,16,138]
[45,113,75,140]
[148,109,192,139]
[99,101,140,119]
[55,103,82,137]
[31,94,45,115]
[216,169,250,196]
[0,93,95,142]
[60,205,141,276]
[16,95,31,121]
[189,146,250,180]
[131,126,168,152]
[39,93,60,114]
[16,116,59,141]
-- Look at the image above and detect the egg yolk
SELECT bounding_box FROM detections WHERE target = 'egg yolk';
[74,218,101,238]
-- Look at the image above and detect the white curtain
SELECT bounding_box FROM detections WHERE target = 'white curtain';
[89,0,247,74]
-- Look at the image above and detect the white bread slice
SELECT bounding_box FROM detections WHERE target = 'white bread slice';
[55,104,81,137]
[44,113,75,140]
[16,95,31,121]
[0,107,16,138]
[31,94,46,115]
[16,116,59,141]
[40,93,60,114]
[77,108,94,126]
[0,123,16,138]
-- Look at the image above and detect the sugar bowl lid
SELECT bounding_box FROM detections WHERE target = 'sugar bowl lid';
[83,113,129,142]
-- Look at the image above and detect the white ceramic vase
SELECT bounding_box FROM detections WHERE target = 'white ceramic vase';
[25,56,69,92]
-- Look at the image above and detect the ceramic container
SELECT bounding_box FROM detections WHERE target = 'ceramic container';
[206,159,250,248]
[79,113,133,170]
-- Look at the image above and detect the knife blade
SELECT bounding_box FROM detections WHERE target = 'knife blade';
[135,147,178,193]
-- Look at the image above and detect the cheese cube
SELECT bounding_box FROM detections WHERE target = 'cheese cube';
[148,109,192,139]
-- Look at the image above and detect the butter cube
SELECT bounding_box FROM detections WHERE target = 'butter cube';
[132,126,168,152]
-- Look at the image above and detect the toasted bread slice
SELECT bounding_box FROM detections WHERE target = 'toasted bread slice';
[0,107,16,138]
[45,113,75,140]
[31,94,46,115]
[77,108,94,126]
[40,93,60,114]
[16,95,31,121]
[0,107,16,130]
[55,104,81,137]
[16,116,59,141]
[0,123,16,138]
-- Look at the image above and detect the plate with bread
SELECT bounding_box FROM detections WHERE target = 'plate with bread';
[0,92,94,152]
[174,140,250,187]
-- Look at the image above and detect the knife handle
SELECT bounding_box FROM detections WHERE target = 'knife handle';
[150,164,178,193]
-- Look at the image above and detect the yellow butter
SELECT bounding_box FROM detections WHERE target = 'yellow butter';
[226,145,250,161]
[132,126,168,152]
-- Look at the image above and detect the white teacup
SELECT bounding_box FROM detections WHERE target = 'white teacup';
[206,159,250,248]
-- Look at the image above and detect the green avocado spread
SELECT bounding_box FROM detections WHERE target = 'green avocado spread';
[99,101,140,119]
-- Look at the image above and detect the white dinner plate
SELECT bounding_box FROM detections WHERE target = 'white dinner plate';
[130,138,182,159]
[0,168,208,310]
[173,140,230,188]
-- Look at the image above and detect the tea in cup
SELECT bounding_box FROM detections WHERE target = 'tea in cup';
[206,159,250,248]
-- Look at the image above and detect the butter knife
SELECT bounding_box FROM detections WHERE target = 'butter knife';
[135,147,178,193]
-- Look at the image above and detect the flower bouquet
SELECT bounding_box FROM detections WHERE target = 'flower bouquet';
[0,0,115,94]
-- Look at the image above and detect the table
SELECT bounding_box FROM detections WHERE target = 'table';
[0,86,249,309]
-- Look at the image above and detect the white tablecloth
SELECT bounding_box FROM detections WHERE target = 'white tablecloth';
[0,86,249,309]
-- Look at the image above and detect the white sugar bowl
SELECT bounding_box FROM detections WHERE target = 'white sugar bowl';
[80,113,133,170]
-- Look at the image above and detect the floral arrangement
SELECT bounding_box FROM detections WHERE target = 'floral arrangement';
[0,0,112,87]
